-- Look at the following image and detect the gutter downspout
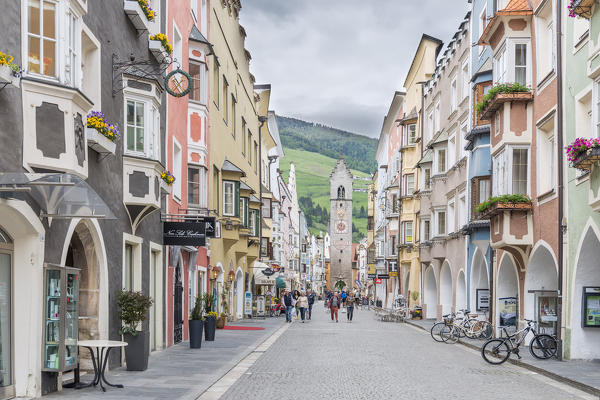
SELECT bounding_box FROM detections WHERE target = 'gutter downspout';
[555,0,564,360]
[397,152,403,299]
[258,116,267,261]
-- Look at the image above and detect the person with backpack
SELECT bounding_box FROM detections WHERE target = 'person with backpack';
[328,291,341,322]
[283,290,293,323]
[346,292,356,322]
[341,290,347,307]
[307,289,316,320]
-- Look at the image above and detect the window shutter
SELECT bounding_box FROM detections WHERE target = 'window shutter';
[234,181,240,218]
[254,211,259,236]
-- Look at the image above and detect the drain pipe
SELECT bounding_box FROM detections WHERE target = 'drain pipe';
[258,115,267,261]
[555,0,564,360]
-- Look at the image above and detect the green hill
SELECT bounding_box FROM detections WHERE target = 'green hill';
[277,116,378,175]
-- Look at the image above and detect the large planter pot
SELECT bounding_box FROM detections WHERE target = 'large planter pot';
[189,320,204,349]
[216,316,226,329]
[204,317,216,341]
[123,331,149,371]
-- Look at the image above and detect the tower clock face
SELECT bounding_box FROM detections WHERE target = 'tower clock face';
[336,221,347,233]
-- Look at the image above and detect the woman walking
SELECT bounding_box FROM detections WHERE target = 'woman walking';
[297,291,309,323]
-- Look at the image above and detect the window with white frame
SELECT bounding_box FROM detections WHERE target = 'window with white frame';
[173,141,182,199]
[223,181,235,216]
[408,124,417,144]
[173,25,182,65]
[124,243,134,291]
[494,44,508,83]
[188,166,207,208]
[435,209,446,237]
[492,147,529,196]
[479,7,487,54]
[27,0,59,78]
[427,111,434,143]
[493,40,531,86]
[402,221,413,243]
[403,174,414,196]
[494,113,501,136]
[125,98,160,159]
[66,10,79,86]
[573,16,589,47]
[462,61,469,100]
[496,0,509,11]
[421,219,431,241]
[593,80,600,137]
[447,198,456,233]
[190,0,198,21]
[435,148,446,174]
[189,61,207,104]
[536,1,554,81]
[460,121,468,159]
[262,198,272,218]
[448,133,456,168]
[435,101,441,133]
[249,209,257,236]
[451,76,458,111]
[537,114,555,194]
[423,167,431,190]
[458,191,467,228]
[200,0,208,36]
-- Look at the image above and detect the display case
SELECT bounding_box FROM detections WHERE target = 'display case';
[582,287,600,328]
[42,264,80,372]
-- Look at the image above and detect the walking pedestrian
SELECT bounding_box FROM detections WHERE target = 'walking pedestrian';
[341,290,347,307]
[346,292,355,322]
[328,291,341,322]
[293,289,300,320]
[307,289,316,320]
[283,290,293,323]
[297,291,308,323]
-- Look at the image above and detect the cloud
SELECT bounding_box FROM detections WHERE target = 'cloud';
[240,0,470,137]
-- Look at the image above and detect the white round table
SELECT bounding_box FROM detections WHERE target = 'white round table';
[77,340,128,392]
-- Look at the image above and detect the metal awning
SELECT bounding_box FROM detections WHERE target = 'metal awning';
[417,151,433,166]
[222,160,245,176]
[0,173,115,219]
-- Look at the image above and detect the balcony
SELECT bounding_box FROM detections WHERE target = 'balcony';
[484,198,533,249]
[123,155,167,231]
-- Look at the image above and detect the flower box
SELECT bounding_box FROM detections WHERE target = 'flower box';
[573,147,600,170]
[479,92,533,120]
[480,202,532,219]
[0,65,19,88]
[87,127,116,155]
[124,0,151,32]
[569,0,595,19]
[149,40,169,64]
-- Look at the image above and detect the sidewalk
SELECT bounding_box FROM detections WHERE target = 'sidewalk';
[44,318,285,400]
[405,318,600,397]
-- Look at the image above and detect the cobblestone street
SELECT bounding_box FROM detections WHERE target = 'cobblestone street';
[220,305,594,400]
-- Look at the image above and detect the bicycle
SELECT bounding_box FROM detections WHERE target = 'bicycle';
[430,312,455,343]
[436,310,493,343]
[481,319,557,365]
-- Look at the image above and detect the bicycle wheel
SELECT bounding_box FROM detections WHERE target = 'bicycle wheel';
[430,322,447,343]
[529,334,557,359]
[481,339,511,365]
[472,320,493,339]
[464,319,480,339]
[440,325,459,344]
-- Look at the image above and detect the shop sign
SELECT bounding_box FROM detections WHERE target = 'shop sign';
[262,268,275,276]
[476,289,490,311]
[244,291,252,315]
[163,219,217,245]
[378,273,389,279]
[368,274,376,279]
[583,287,600,327]
[375,278,382,284]
[389,271,398,277]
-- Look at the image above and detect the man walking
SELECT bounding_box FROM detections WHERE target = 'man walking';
[283,290,293,323]
[328,291,341,322]
[307,289,316,320]
[346,292,355,322]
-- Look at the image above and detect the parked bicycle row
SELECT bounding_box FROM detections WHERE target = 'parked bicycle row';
[429,309,493,344]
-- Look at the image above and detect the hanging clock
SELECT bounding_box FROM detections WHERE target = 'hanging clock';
[165,68,192,98]
[336,221,347,233]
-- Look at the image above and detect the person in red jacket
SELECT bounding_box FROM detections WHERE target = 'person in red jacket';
[328,291,341,322]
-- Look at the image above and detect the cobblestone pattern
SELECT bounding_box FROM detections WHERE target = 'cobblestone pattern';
[221,304,590,400]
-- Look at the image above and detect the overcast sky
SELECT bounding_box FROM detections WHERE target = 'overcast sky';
[240,1,470,138]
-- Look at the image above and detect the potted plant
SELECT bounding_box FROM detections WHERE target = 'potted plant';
[410,291,422,320]
[202,292,217,341]
[86,111,119,154]
[0,50,23,88]
[217,290,228,329]
[117,290,153,371]
[189,296,204,349]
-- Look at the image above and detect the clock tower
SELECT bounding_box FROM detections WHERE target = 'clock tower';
[329,158,353,291]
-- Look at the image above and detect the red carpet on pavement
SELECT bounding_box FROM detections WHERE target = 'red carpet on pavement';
[223,325,265,330]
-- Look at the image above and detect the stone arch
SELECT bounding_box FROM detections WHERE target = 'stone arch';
[571,222,600,359]
[424,265,438,319]
[497,252,519,329]
[456,269,467,312]
[440,261,453,315]
[470,248,489,312]
[524,241,558,334]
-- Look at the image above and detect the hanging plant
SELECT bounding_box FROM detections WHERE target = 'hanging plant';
[86,111,119,142]
[149,33,173,54]
[475,82,531,115]
[161,170,176,185]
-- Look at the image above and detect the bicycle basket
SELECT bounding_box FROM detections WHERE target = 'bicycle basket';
[444,317,453,324]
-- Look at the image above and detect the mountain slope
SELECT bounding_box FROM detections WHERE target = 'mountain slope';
[277,116,378,175]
